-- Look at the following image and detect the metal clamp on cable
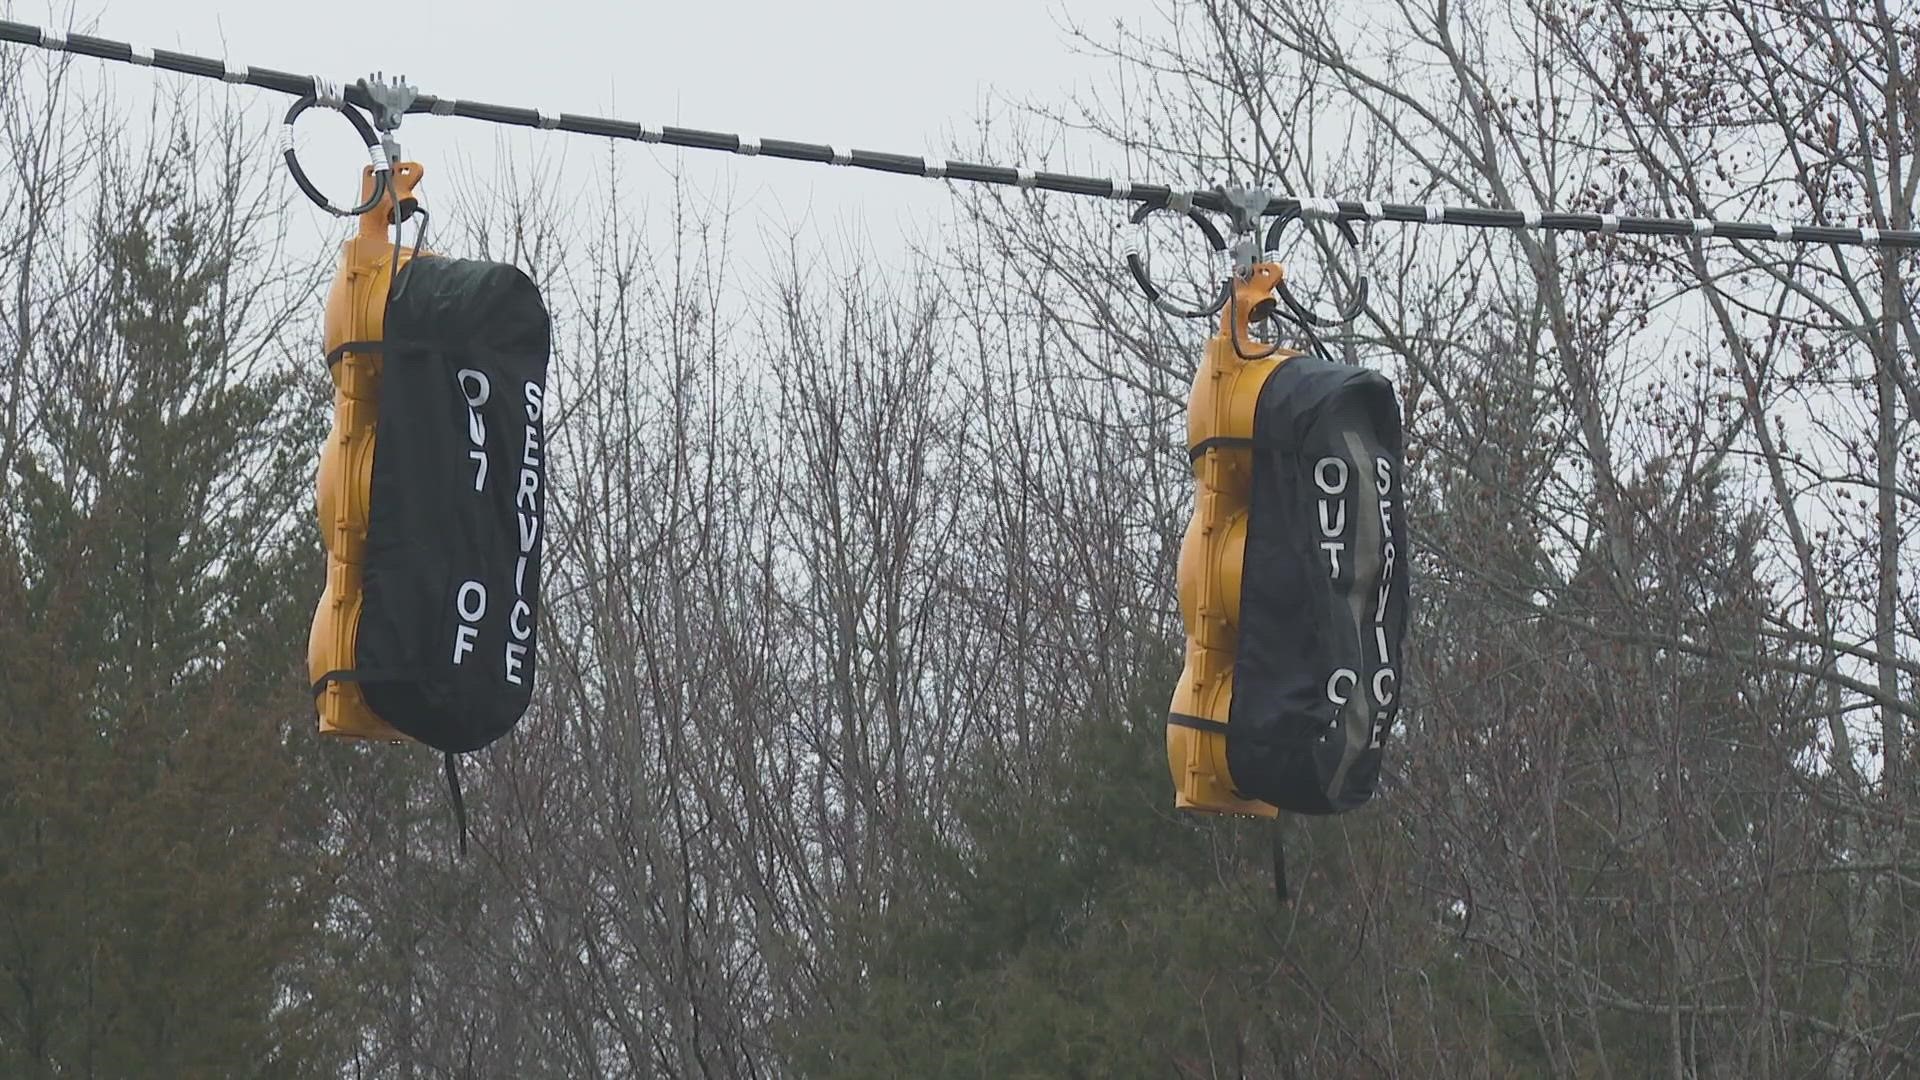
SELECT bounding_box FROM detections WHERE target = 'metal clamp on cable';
[359,72,418,165]
[282,93,391,218]
[1220,186,1272,275]
[1125,194,1232,319]
[356,74,426,225]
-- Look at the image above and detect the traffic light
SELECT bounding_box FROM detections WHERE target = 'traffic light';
[1167,261,1408,817]
[309,161,427,742]
[1168,265,1292,816]
[305,150,551,756]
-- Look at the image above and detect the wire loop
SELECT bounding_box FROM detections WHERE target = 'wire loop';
[282,95,391,217]
[1263,207,1370,328]
[1125,196,1232,319]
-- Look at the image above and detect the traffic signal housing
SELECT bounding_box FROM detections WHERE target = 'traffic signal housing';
[309,162,427,742]
[1168,261,1408,817]
[1168,265,1292,816]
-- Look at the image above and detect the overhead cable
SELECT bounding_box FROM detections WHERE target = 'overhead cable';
[3,19,1916,250]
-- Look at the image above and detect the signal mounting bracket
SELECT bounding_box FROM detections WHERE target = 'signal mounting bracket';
[1220,185,1273,276]
[359,72,418,164]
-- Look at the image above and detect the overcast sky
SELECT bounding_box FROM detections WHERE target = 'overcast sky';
[29,0,1166,266]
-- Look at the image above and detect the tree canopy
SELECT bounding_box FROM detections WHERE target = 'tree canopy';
[2,1,1915,1075]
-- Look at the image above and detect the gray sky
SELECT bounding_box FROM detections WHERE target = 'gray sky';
[43,0,1165,264]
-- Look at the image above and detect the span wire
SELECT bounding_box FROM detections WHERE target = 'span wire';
[4,20,1917,250]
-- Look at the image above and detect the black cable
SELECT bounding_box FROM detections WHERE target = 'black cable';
[406,205,429,260]
[281,94,390,217]
[388,206,430,303]
[1228,284,1287,361]
[1298,326,1337,364]
[1264,207,1370,329]
[1126,196,1232,319]
[6,19,1913,248]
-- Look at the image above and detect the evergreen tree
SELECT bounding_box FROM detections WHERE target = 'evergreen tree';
[0,123,342,1077]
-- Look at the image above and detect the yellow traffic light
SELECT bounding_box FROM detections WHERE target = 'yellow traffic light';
[1168,263,1294,816]
[309,162,427,742]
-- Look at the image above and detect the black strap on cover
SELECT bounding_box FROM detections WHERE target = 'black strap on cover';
[310,667,434,698]
[1166,711,1233,735]
[325,340,385,367]
[1272,820,1291,906]
[311,668,473,859]
[444,752,468,858]
[1187,435,1255,462]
